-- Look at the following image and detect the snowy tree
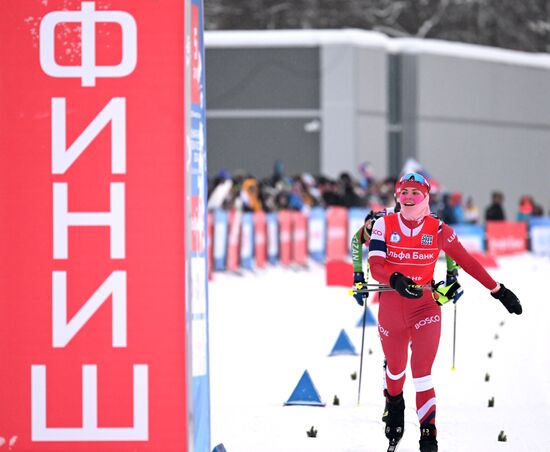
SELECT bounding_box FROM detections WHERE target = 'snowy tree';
[204,0,550,52]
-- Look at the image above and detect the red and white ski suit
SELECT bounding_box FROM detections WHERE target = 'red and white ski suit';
[368,212,498,426]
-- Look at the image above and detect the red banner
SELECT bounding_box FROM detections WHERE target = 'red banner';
[486,221,527,256]
[226,210,241,272]
[279,211,292,266]
[253,212,267,268]
[326,207,348,261]
[291,212,308,265]
[0,1,187,450]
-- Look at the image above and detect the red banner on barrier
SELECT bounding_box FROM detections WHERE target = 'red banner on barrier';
[0,1,187,450]
[279,211,292,266]
[486,221,527,256]
[253,211,267,268]
[227,210,241,272]
[291,212,308,265]
[326,207,348,261]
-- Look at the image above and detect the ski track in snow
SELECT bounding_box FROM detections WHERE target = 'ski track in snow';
[209,254,550,452]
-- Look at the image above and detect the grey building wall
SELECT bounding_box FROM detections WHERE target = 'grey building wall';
[205,46,321,180]
[401,49,550,218]
[321,44,388,180]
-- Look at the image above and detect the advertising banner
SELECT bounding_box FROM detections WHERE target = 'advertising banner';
[253,211,267,268]
[326,207,348,261]
[240,212,254,270]
[0,1,189,450]
[188,0,210,449]
[226,210,241,272]
[529,218,550,256]
[291,212,308,266]
[266,212,279,264]
[308,207,326,262]
[486,221,527,255]
[452,224,485,252]
[279,210,292,266]
[213,209,229,271]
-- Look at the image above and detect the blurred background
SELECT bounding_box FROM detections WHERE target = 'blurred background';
[203,0,550,222]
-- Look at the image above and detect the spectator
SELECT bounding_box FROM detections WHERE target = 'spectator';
[428,189,443,218]
[240,177,263,212]
[485,191,506,221]
[301,173,322,207]
[463,196,480,224]
[358,161,376,190]
[440,193,457,225]
[378,178,398,207]
[319,177,344,207]
[339,172,363,208]
[532,203,544,217]
[516,195,534,222]
[207,169,233,210]
[451,193,465,224]
[275,190,291,210]
[270,159,285,187]
[258,179,277,212]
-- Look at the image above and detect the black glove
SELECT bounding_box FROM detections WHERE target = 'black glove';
[491,284,522,315]
[433,280,463,305]
[389,272,423,299]
[446,268,459,285]
[353,272,369,306]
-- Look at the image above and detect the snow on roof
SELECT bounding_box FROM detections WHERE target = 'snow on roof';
[392,37,550,69]
[205,28,390,49]
[205,29,550,70]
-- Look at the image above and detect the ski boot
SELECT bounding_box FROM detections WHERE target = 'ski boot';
[384,391,405,452]
[419,424,438,452]
[381,389,390,422]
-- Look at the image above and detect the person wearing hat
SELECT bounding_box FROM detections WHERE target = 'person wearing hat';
[351,181,463,432]
[366,172,522,452]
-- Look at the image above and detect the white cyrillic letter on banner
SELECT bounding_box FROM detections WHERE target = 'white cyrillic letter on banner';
[52,271,127,348]
[52,97,126,174]
[53,182,125,259]
[31,365,148,441]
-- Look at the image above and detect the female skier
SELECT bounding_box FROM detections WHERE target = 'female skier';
[366,173,522,452]
[351,194,463,429]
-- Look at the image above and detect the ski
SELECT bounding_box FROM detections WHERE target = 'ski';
[386,438,401,452]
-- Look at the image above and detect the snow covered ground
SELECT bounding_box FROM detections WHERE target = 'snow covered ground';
[209,253,550,452]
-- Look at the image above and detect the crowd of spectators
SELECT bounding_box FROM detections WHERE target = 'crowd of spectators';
[207,161,548,225]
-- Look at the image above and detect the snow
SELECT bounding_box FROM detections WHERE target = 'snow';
[205,29,390,49]
[209,253,550,452]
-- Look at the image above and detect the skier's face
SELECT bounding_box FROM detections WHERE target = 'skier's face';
[399,188,425,206]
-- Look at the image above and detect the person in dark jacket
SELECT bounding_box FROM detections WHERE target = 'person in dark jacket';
[485,191,506,221]
[440,193,457,225]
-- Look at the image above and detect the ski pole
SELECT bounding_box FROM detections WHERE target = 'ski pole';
[357,267,370,406]
[348,287,392,296]
[349,283,433,296]
[451,302,457,371]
